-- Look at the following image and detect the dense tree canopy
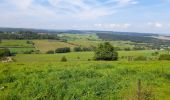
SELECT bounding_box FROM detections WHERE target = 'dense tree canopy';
[94,42,118,61]
[0,48,11,58]
[0,31,59,40]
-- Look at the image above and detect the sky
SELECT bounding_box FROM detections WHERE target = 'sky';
[0,0,170,34]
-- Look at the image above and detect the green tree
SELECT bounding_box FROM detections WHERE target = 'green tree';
[0,48,11,58]
[94,42,118,61]
[61,56,67,62]
[73,47,82,52]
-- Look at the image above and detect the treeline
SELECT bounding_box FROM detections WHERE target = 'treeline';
[46,46,93,54]
[96,33,170,44]
[0,48,11,58]
[0,31,59,40]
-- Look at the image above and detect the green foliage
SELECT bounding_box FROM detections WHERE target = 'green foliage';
[55,47,70,53]
[46,50,55,54]
[73,47,82,52]
[61,56,67,62]
[152,51,159,56]
[159,54,170,60]
[0,31,59,40]
[26,41,34,45]
[134,56,147,61]
[0,61,170,99]
[74,46,93,52]
[94,42,118,61]
[0,48,11,58]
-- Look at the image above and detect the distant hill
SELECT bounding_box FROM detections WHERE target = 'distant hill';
[0,27,159,37]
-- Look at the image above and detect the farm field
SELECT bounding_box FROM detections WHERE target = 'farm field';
[13,50,167,62]
[0,61,170,100]
[33,40,76,53]
[0,40,35,54]
[1,34,170,100]
[0,40,33,47]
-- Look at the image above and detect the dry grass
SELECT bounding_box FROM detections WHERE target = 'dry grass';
[33,40,76,53]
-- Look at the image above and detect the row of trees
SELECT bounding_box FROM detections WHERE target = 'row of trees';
[46,42,118,61]
[73,47,93,52]
[46,46,93,54]
[0,31,59,40]
[0,49,11,58]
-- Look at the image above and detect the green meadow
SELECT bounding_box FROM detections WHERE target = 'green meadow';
[0,61,170,100]
[0,36,170,100]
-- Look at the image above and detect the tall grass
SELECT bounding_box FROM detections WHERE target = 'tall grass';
[0,61,170,99]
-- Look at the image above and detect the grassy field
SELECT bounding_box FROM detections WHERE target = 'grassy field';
[33,40,76,53]
[0,40,33,47]
[0,61,170,100]
[1,39,135,54]
[13,50,168,62]
[1,38,170,100]
[58,33,100,41]
[0,40,35,54]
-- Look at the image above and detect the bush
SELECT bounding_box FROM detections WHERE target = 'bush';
[134,56,147,61]
[46,50,54,54]
[152,52,159,56]
[74,47,82,52]
[23,50,34,54]
[55,47,70,53]
[159,54,170,60]
[61,56,67,62]
[0,48,11,58]
[94,42,118,61]
[26,41,34,45]
[74,47,93,52]
[82,47,92,51]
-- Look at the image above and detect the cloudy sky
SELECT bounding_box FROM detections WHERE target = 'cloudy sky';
[0,0,170,33]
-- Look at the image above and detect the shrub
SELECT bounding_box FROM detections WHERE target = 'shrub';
[74,47,93,52]
[23,50,34,54]
[82,47,92,51]
[124,48,131,51]
[94,42,118,61]
[61,56,67,62]
[46,50,54,54]
[55,47,70,53]
[73,47,82,52]
[77,56,80,59]
[134,56,147,61]
[152,52,159,56]
[26,41,34,45]
[0,48,11,58]
[159,54,170,60]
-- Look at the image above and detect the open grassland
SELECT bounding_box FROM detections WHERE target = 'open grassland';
[0,40,35,54]
[13,50,167,62]
[9,48,35,54]
[0,39,134,54]
[14,52,93,62]
[58,33,100,41]
[0,40,33,47]
[33,40,76,53]
[68,40,134,49]
[0,61,170,100]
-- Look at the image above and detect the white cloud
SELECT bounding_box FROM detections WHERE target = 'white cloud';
[8,0,33,10]
[94,23,131,29]
[2,0,138,20]
[116,0,138,6]
[148,22,163,28]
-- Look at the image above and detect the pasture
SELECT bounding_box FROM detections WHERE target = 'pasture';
[13,50,167,62]
[1,38,170,100]
[0,61,170,100]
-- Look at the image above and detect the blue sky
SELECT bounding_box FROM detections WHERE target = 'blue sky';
[0,0,170,34]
